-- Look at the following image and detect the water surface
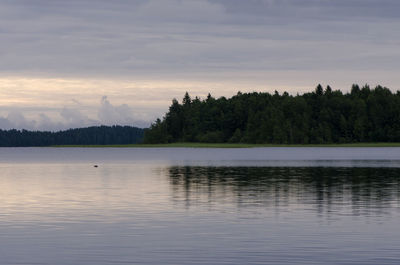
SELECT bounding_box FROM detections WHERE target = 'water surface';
[1,148,400,264]
[1,147,400,167]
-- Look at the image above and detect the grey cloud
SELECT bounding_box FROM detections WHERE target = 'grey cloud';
[0,0,399,99]
[1,0,399,79]
[0,117,14,130]
[98,96,136,126]
[36,113,64,131]
[135,0,226,23]
[6,110,36,130]
[216,0,400,21]
[0,110,60,131]
[60,107,90,124]
[0,96,147,131]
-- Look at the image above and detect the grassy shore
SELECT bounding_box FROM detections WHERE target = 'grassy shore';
[53,142,400,148]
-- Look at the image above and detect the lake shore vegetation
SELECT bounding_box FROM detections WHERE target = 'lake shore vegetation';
[53,142,400,148]
[0,125,144,147]
[144,84,400,144]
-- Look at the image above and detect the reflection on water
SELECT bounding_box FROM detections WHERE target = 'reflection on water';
[169,167,400,217]
[1,162,400,264]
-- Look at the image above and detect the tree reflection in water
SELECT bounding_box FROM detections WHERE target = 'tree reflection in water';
[168,167,400,217]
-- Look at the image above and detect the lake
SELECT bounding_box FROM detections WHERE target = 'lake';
[1,147,400,264]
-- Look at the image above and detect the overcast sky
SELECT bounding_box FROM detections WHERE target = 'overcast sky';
[1,0,400,130]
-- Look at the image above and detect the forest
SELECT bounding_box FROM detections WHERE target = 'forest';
[0,125,144,147]
[143,84,400,144]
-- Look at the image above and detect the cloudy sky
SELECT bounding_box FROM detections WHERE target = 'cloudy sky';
[1,0,399,130]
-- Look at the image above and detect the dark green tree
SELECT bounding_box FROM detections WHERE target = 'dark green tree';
[143,84,400,144]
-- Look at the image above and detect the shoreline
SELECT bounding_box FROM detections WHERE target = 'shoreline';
[50,142,400,148]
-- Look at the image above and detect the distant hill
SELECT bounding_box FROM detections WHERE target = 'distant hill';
[0,125,144,147]
[144,84,400,144]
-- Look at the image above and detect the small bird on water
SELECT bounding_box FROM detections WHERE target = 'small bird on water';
[94,165,98,168]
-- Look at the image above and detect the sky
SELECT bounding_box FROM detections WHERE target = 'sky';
[1,0,400,130]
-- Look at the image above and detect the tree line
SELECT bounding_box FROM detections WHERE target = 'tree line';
[0,125,144,147]
[144,84,400,144]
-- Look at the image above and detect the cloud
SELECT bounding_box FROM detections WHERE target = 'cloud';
[98,96,136,126]
[1,0,399,79]
[0,117,14,130]
[0,0,400,123]
[60,107,89,124]
[6,110,36,130]
[0,96,147,131]
[135,0,226,23]
[216,0,400,21]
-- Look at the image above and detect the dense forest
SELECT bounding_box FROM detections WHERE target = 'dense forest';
[0,125,144,147]
[144,84,400,144]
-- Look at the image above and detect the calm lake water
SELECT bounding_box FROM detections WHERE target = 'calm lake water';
[1,147,400,264]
